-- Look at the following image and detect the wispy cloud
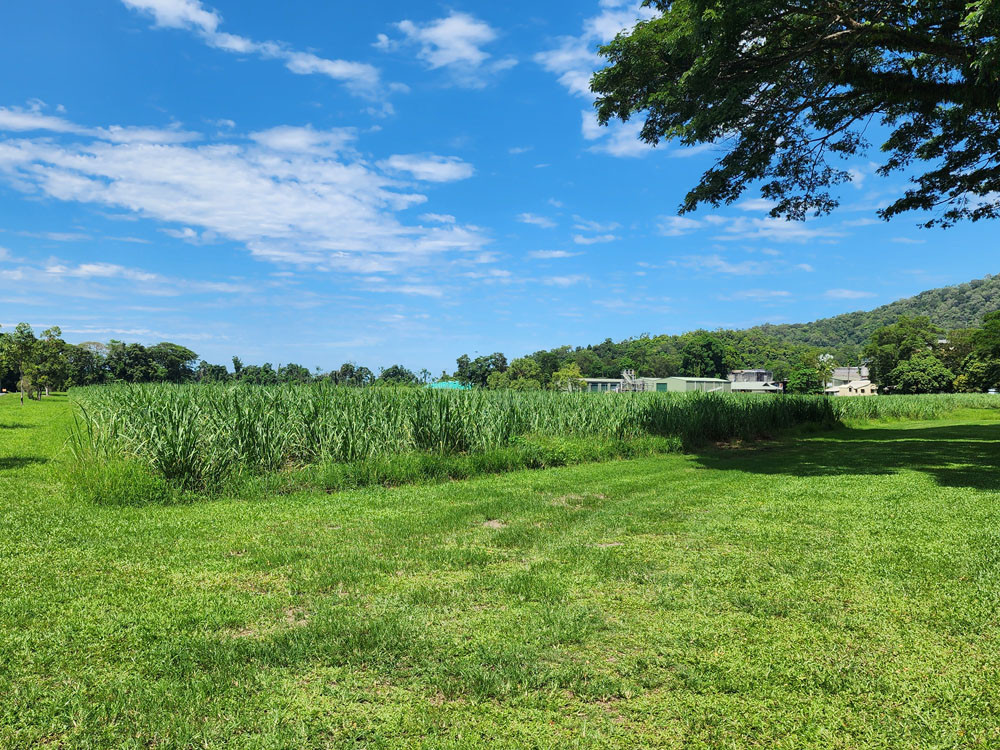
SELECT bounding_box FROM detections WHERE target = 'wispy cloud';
[0,104,197,144]
[0,109,488,275]
[658,216,701,237]
[517,213,556,229]
[528,250,581,259]
[737,198,777,212]
[719,289,792,302]
[18,231,92,242]
[3,255,252,300]
[573,217,620,233]
[121,0,385,98]
[377,153,475,182]
[581,113,652,158]
[825,289,876,300]
[419,213,456,224]
[573,233,617,245]
[543,274,589,287]
[712,217,845,244]
[672,254,771,276]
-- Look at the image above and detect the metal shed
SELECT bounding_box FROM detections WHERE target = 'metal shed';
[663,377,732,393]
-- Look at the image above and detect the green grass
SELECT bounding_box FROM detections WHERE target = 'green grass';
[3,395,1000,748]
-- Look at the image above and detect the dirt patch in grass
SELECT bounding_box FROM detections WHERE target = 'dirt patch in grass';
[283,607,309,628]
[226,607,308,639]
[482,520,507,530]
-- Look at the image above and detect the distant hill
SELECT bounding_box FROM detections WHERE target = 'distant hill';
[517,273,1000,382]
[749,274,1000,348]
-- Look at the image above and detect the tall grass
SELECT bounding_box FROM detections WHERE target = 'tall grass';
[69,385,999,500]
[70,384,836,495]
[830,393,1000,421]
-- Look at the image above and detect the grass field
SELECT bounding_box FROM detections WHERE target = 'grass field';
[3,394,1000,748]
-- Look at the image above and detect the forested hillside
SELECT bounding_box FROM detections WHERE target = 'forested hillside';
[750,275,1000,347]
[500,274,1000,385]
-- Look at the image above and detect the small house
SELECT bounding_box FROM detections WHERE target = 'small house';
[825,379,877,397]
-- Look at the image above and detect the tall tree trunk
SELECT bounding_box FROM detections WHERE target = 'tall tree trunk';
[19,366,23,406]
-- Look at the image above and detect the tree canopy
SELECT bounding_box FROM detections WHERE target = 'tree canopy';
[593,1,1000,226]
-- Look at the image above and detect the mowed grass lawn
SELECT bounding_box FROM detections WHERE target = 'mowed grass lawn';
[3,396,1000,749]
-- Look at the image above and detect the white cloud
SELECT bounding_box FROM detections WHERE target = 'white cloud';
[7,255,252,299]
[738,198,777,212]
[713,216,845,244]
[580,111,603,141]
[508,146,533,155]
[544,274,589,287]
[551,10,721,160]
[120,0,220,33]
[582,112,653,158]
[18,231,91,242]
[121,0,383,97]
[45,261,160,283]
[825,289,876,300]
[721,289,792,302]
[377,154,475,182]
[517,213,557,229]
[0,106,198,144]
[249,126,356,155]
[366,283,444,298]
[573,216,620,233]
[0,107,81,135]
[0,111,488,275]
[573,233,618,245]
[419,213,456,224]
[536,2,657,97]
[528,250,581,259]
[386,12,517,87]
[658,216,701,237]
[672,254,770,276]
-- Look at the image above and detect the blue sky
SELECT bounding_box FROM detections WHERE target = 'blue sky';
[0,0,996,373]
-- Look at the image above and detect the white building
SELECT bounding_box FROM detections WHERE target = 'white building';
[824,379,878,397]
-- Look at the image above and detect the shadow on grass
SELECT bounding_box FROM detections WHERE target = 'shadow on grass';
[0,456,49,472]
[0,424,30,430]
[694,422,1000,491]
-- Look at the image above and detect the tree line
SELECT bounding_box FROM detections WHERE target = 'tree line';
[5,311,999,401]
[0,323,430,402]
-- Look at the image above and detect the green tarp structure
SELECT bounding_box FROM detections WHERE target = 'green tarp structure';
[427,381,472,390]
